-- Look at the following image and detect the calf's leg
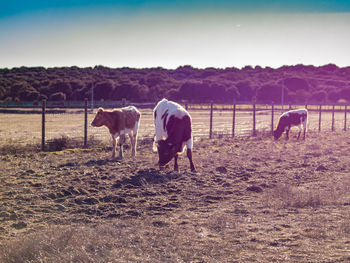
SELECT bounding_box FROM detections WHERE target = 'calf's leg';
[187,148,195,172]
[111,135,117,159]
[128,132,136,157]
[132,132,138,157]
[118,134,125,159]
[132,121,139,157]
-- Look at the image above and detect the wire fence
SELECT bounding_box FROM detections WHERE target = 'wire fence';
[0,100,349,150]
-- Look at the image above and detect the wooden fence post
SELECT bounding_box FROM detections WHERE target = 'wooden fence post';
[122,98,126,107]
[41,99,46,151]
[252,103,256,136]
[332,105,335,131]
[84,98,88,147]
[271,104,274,135]
[318,105,322,132]
[344,105,347,131]
[209,102,213,139]
[232,103,236,138]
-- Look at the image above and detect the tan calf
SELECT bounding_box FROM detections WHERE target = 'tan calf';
[91,106,141,159]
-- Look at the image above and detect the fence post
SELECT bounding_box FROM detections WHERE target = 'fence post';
[122,98,126,107]
[84,98,88,147]
[185,102,188,111]
[271,104,274,135]
[252,102,256,136]
[91,86,94,113]
[41,99,46,151]
[209,102,213,139]
[318,105,322,132]
[232,103,236,138]
[345,105,347,131]
[332,105,335,131]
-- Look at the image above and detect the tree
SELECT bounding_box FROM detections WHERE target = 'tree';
[210,83,226,102]
[179,82,196,101]
[236,81,254,102]
[94,81,114,100]
[339,87,350,101]
[328,89,340,103]
[225,86,240,102]
[311,90,327,103]
[256,84,285,103]
[284,77,310,92]
[48,81,72,99]
[49,92,66,101]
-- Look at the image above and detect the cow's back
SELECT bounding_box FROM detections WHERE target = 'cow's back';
[122,106,141,129]
[154,98,189,140]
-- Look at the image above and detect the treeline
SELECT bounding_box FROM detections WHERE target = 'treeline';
[1,64,350,104]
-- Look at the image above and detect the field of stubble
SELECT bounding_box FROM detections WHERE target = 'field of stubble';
[0,128,350,262]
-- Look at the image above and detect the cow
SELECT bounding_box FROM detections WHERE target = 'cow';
[153,98,195,172]
[91,106,141,159]
[274,108,308,140]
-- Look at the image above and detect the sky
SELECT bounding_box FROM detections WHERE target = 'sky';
[1,0,350,69]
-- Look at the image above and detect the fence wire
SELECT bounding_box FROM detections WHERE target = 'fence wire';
[0,105,349,147]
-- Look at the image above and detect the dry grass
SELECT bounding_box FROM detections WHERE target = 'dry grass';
[264,179,350,209]
[1,131,350,262]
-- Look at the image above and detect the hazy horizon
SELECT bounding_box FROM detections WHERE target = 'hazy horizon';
[1,1,350,69]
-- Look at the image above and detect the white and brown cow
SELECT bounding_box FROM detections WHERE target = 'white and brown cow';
[91,106,141,159]
[153,98,195,172]
[274,108,308,140]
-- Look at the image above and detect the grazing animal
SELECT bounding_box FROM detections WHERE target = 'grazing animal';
[91,106,141,159]
[274,109,308,140]
[153,98,195,172]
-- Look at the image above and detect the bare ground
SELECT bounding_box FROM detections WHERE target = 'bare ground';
[0,130,350,262]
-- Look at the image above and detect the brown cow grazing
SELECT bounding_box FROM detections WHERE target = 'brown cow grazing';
[153,98,195,172]
[91,106,141,159]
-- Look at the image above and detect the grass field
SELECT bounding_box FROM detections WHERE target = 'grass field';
[0,129,350,262]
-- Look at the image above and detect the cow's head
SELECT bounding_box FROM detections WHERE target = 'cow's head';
[273,129,283,140]
[157,140,177,168]
[91,108,105,127]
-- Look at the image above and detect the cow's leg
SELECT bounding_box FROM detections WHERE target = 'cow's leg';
[173,153,179,171]
[297,125,301,139]
[187,148,195,172]
[303,125,306,140]
[132,134,138,156]
[129,132,136,157]
[132,120,139,157]
[285,128,290,140]
[111,135,117,159]
[118,134,125,159]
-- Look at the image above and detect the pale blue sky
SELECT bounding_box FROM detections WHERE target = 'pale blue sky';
[1,1,350,69]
